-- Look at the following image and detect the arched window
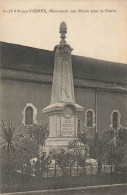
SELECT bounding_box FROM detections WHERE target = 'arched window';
[85,109,95,128]
[25,106,33,125]
[113,112,118,129]
[110,110,121,130]
[87,111,93,127]
[22,103,37,125]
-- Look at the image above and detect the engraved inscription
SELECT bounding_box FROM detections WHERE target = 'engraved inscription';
[61,116,74,136]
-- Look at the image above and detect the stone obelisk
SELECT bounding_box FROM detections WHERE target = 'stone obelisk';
[43,22,83,152]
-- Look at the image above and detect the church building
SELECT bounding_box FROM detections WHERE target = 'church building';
[0,22,127,147]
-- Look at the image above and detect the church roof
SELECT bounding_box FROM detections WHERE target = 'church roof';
[0,41,127,84]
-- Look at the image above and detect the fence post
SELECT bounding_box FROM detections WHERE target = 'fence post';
[70,165,72,176]
[55,160,56,189]
[91,165,93,185]
[104,164,105,173]
[97,165,99,185]
[77,162,79,187]
[77,163,79,177]
[21,165,24,189]
[83,164,85,186]
[47,165,48,178]
[47,164,48,189]
[110,163,112,185]
[103,164,106,185]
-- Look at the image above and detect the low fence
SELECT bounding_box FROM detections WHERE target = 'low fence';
[1,165,127,193]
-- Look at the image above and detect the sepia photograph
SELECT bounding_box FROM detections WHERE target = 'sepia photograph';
[0,0,127,194]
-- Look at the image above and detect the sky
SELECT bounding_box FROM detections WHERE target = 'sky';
[0,0,127,64]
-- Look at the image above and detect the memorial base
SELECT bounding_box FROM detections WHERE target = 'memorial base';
[43,103,83,154]
[44,137,77,154]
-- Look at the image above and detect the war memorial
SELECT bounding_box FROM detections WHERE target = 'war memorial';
[43,22,83,152]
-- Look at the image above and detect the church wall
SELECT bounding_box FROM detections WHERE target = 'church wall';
[97,90,127,138]
[75,87,96,138]
[74,86,127,139]
[0,79,51,127]
[0,79,127,139]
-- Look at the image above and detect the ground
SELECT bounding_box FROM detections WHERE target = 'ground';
[2,184,127,195]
